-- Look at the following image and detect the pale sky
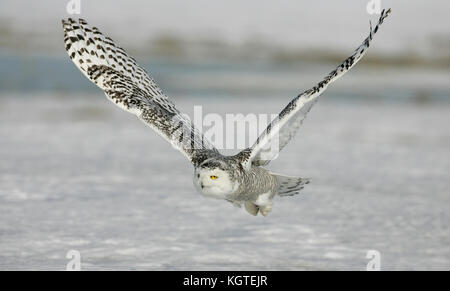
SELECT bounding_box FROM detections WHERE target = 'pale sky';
[0,0,449,55]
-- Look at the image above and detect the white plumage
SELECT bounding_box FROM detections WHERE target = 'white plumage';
[62,9,391,216]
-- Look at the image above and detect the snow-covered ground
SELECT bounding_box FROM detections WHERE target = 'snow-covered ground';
[0,93,449,270]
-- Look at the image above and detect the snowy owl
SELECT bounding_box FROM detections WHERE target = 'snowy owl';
[62,9,391,216]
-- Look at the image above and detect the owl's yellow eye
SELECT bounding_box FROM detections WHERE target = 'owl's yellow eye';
[210,175,218,180]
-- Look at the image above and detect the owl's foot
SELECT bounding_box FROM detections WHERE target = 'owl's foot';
[255,192,273,216]
[244,202,259,216]
[259,204,272,216]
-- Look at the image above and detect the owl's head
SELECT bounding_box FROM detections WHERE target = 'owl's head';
[193,158,239,199]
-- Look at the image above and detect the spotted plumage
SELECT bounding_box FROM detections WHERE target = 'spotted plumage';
[62,9,391,216]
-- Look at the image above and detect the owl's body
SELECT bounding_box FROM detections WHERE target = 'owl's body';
[61,10,391,216]
[225,167,280,217]
[191,150,309,215]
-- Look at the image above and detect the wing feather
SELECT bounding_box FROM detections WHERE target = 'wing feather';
[62,18,217,163]
[240,9,392,170]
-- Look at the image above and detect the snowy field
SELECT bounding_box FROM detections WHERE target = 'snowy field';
[0,0,449,272]
[0,93,449,270]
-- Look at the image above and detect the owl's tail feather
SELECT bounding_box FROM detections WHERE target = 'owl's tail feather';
[271,173,310,197]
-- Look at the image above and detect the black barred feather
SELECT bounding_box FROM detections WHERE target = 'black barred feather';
[62,18,218,164]
[240,9,392,170]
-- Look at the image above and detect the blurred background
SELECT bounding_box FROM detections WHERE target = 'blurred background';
[0,0,449,270]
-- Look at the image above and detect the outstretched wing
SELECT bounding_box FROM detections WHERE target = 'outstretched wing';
[62,18,217,163]
[240,9,391,170]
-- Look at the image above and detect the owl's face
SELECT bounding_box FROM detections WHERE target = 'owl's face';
[193,163,239,199]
